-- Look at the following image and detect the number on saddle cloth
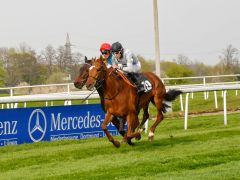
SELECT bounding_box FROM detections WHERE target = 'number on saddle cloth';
[125,72,152,93]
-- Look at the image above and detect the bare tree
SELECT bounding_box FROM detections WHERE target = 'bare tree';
[71,52,85,80]
[0,47,10,69]
[176,54,192,65]
[41,45,56,75]
[56,46,65,72]
[219,44,239,73]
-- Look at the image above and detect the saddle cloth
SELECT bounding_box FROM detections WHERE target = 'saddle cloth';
[125,72,152,93]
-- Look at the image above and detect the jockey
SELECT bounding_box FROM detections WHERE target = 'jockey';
[99,43,117,68]
[111,42,141,72]
[111,42,144,93]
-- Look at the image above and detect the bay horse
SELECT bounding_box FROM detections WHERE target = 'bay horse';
[74,57,93,90]
[74,57,130,143]
[85,57,182,148]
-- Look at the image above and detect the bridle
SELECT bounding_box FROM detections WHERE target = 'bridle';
[77,63,91,85]
[88,64,105,87]
[88,63,122,101]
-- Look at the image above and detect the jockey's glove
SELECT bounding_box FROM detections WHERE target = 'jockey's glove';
[118,64,123,70]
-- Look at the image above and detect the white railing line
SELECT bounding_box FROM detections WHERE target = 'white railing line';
[0,74,239,92]
[0,91,99,104]
[179,84,240,93]
[0,83,74,90]
[163,74,240,81]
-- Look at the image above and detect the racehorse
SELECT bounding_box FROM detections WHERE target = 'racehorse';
[74,57,93,89]
[74,57,130,143]
[85,57,182,148]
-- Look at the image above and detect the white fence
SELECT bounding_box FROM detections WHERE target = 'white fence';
[179,84,240,129]
[1,74,239,97]
[0,74,240,129]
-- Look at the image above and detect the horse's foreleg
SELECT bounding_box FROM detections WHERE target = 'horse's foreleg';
[111,116,126,137]
[125,112,141,143]
[102,113,120,148]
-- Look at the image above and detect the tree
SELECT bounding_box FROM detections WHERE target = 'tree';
[0,61,6,87]
[138,55,155,72]
[3,50,41,86]
[41,45,57,75]
[56,46,65,72]
[175,54,192,65]
[12,52,40,85]
[45,72,69,84]
[219,44,239,74]
[161,61,193,84]
[189,61,212,76]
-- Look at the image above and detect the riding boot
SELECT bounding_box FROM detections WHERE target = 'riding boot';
[137,84,145,94]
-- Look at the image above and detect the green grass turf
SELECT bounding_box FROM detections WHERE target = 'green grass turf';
[0,113,239,179]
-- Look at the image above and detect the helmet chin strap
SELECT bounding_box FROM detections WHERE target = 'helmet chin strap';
[120,50,123,57]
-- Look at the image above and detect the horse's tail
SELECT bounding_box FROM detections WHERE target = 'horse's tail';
[161,89,182,113]
[164,89,182,102]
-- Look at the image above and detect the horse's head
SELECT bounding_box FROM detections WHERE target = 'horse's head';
[74,57,95,89]
[86,57,106,91]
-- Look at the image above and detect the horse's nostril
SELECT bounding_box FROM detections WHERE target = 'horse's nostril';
[74,82,83,89]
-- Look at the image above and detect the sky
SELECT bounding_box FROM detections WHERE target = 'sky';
[0,0,240,65]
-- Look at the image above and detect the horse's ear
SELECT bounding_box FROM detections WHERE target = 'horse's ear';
[84,56,88,62]
[99,55,103,61]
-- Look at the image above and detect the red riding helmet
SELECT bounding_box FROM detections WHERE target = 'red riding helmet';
[99,43,111,52]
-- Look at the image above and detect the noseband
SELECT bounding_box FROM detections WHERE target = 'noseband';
[89,64,106,89]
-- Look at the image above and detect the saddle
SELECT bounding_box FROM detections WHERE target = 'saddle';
[125,72,152,93]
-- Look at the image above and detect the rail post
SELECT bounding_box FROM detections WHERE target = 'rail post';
[184,93,189,130]
[223,90,227,126]
[214,91,218,109]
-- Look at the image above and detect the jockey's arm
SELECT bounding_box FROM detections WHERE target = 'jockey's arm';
[122,51,141,72]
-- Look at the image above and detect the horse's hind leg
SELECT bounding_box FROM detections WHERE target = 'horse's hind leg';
[102,113,121,148]
[111,117,134,145]
[137,103,150,133]
[124,112,141,143]
[149,97,164,141]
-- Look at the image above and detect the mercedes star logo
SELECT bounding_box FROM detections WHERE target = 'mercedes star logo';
[28,109,47,142]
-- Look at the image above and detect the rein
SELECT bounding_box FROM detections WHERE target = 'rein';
[80,89,97,104]
[103,68,120,100]
[115,70,136,88]
[103,68,135,100]
[86,63,135,102]
[80,82,103,104]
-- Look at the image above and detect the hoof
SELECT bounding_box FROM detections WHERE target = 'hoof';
[121,139,134,146]
[148,131,154,142]
[113,140,120,148]
[148,135,154,142]
[127,140,135,146]
[135,133,141,141]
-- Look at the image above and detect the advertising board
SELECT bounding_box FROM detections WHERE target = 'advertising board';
[0,104,119,147]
